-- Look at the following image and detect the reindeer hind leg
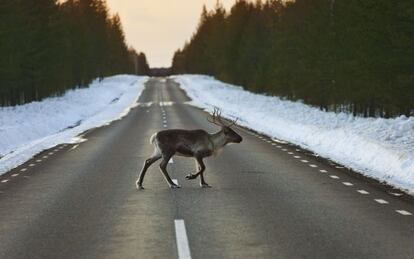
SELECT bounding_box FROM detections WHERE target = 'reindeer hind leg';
[159,153,180,189]
[136,150,162,190]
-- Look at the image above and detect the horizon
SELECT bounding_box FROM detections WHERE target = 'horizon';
[106,0,236,68]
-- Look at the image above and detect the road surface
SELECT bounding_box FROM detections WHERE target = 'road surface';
[0,78,413,259]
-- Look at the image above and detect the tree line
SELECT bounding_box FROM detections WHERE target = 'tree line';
[172,0,414,118]
[0,0,150,107]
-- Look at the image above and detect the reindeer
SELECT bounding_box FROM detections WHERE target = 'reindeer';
[136,108,243,189]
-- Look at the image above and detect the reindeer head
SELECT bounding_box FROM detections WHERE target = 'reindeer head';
[207,108,243,144]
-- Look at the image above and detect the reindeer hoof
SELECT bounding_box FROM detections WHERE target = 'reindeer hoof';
[201,183,212,188]
[185,174,197,180]
[170,184,181,189]
[136,181,144,190]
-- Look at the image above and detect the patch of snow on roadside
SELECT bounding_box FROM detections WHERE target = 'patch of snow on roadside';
[0,75,148,175]
[172,74,414,193]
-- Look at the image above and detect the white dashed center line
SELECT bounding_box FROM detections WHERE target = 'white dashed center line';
[342,182,354,186]
[357,190,370,195]
[70,145,79,151]
[42,156,48,159]
[309,164,318,168]
[29,164,36,167]
[172,179,179,185]
[11,174,19,177]
[319,169,328,173]
[396,210,412,216]
[329,175,340,179]
[20,168,27,172]
[36,159,42,162]
[301,160,309,163]
[169,158,174,164]
[1,179,9,183]
[294,156,301,159]
[174,219,192,259]
[374,199,389,204]
[48,152,54,155]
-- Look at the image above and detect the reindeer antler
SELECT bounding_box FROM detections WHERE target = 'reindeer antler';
[207,107,238,127]
[227,118,239,127]
[207,107,222,126]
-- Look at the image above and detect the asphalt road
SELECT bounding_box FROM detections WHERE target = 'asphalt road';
[0,78,413,259]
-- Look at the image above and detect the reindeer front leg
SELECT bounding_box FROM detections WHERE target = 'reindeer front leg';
[185,157,211,188]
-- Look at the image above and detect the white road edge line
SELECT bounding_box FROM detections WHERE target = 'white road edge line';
[396,210,412,216]
[374,199,389,204]
[389,192,403,197]
[174,219,192,259]
[70,144,79,151]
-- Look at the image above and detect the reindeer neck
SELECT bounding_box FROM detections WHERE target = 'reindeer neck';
[209,130,227,150]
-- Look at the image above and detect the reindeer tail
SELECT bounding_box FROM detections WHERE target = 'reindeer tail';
[149,133,157,144]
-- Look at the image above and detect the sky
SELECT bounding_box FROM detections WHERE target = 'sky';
[106,0,236,68]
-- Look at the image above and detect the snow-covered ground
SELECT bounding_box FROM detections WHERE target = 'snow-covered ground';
[173,75,414,194]
[0,75,148,175]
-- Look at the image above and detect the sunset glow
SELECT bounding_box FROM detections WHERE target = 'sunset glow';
[106,0,236,67]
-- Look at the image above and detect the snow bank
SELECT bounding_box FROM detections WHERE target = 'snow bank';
[0,75,148,175]
[172,75,414,193]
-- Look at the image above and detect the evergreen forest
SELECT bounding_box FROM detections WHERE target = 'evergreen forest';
[172,0,414,118]
[0,0,150,106]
